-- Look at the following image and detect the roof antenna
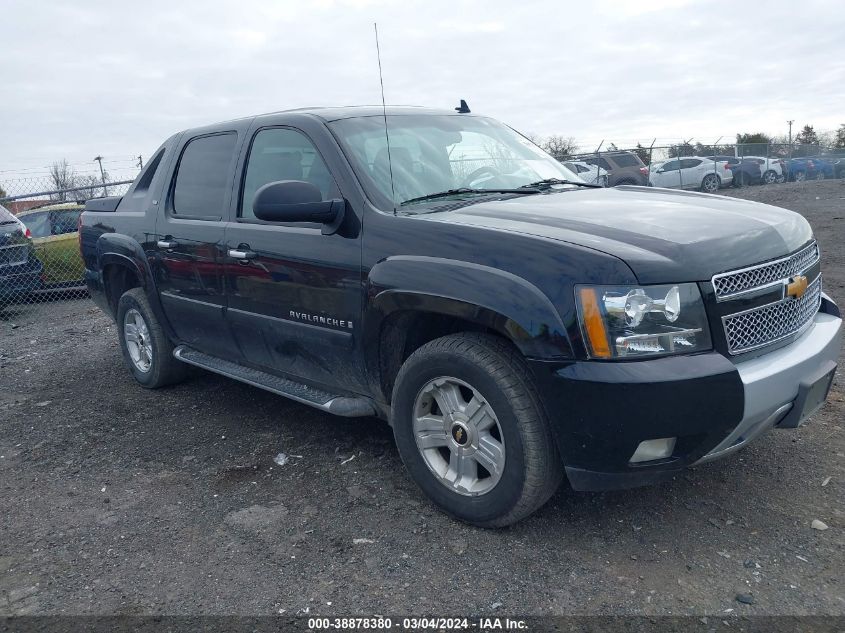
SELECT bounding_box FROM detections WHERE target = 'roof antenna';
[374,23,396,214]
[455,99,471,114]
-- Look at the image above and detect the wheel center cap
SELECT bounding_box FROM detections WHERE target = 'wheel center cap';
[451,422,470,446]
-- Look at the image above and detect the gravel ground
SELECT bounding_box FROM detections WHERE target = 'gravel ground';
[0,180,843,617]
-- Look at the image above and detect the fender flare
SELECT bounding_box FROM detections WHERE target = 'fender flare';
[364,256,573,382]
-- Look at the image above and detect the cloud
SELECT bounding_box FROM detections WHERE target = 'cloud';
[0,0,843,180]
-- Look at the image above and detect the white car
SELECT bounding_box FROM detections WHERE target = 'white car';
[741,156,786,184]
[649,157,733,192]
[563,160,608,186]
[0,203,30,237]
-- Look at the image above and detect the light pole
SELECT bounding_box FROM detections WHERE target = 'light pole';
[94,156,108,196]
[787,120,794,161]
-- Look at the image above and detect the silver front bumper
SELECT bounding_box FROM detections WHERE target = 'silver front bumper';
[696,305,842,464]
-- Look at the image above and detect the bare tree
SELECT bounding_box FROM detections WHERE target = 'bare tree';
[541,135,578,161]
[49,159,76,200]
[76,174,106,200]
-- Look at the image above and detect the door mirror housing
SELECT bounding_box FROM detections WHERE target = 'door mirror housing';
[252,180,345,235]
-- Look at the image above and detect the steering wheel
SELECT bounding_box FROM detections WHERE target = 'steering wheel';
[461,165,501,188]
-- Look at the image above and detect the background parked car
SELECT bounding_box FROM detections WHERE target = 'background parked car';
[705,155,761,186]
[741,156,786,184]
[786,156,835,181]
[649,157,733,192]
[562,160,608,186]
[819,149,845,178]
[579,151,650,186]
[0,203,44,309]
[17,202,85,289]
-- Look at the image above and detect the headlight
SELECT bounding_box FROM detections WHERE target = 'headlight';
[575,283,711,359]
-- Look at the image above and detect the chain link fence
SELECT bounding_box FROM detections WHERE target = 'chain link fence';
[2,138,844,317]
[0,177,134,314]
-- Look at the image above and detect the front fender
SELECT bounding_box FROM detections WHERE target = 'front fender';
[365,255,573,360]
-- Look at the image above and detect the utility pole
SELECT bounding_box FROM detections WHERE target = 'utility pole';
[93,156,108,196]
[137,155,143,169]
[787,120,794,161]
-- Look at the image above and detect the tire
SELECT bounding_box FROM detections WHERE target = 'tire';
[701,173,720,193]
[815,171,826,181]
[762,170,778,185]
[116,288,187,388]
[391,333,562,527]
[794,170,806,182]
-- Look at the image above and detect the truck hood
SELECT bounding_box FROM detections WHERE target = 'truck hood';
[418,186,812,283]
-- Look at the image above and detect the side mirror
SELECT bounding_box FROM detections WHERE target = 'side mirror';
[253,180,345,235]
[656,169,664,173]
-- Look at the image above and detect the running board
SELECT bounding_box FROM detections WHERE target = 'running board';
[173,346,376,418]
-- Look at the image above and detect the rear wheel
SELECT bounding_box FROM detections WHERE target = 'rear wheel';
[701,173,720,193]
[391,333,562,527]
[762,170,778,185]
[116,288,187,388]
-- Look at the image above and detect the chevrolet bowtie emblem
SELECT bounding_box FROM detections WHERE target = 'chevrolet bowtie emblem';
[786,275,809,299]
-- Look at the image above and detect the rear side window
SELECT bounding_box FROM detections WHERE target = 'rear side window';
[172,133,238,219]
[24,211,51,237]
[611,153,640,167]
[134,148,165,194]
[586,157,612,171]
[681,159,701,169]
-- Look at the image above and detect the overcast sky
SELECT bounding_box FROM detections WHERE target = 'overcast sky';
[2,0,843,184]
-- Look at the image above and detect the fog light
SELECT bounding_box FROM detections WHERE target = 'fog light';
[629,437,677,463]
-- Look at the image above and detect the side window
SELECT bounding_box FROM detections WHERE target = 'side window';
[662,160,680,171]
[24,212,51,238]
[612,153,639,167]
[172,133,238,219]
[586,157,612,171]
[240,128,339,220]
[680,159,701,169]
[51,210,81,235]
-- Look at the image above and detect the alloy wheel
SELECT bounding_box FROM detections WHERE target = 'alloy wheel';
[124,308,153,373]
[412,376,506,496]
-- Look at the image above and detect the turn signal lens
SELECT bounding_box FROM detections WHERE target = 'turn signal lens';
[578,288,611,358]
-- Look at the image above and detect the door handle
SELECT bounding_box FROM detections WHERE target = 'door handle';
[157,239,178,249]
[228,248,257,261]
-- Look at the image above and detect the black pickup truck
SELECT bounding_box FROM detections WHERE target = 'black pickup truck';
[80,106,842,527]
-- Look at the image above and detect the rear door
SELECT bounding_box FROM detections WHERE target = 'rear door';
[155,128,246,358]
[679,158,703,189]
[652,160,682,188]
[222,124,364,390]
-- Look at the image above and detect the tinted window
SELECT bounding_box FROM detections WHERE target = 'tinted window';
[661,160,680,171]
[24,211,51,237]
[611,153,640,167]
[240,128,338,220]
[680,159,701,169]
[172,133,237,219]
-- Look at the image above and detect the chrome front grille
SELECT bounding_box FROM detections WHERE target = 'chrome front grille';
[712,241,819,301]
[722,275,822,354]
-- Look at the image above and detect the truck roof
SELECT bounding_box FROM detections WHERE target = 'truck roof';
[185,105,472,135]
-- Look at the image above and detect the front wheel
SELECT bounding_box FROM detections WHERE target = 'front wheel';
[116,288,187,388]
[762,170,778,185]
[391,333,562,527]
[701,173,720,193]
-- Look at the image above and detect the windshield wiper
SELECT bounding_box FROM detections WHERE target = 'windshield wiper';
[520,178,603,189]
[400,187,540,206]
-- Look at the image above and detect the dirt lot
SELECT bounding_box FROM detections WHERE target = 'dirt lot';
[1,180,843,617]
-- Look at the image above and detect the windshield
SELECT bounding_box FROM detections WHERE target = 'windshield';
[328,114,581,207]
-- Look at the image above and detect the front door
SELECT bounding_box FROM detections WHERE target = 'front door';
[223,126,364,391]
[653,159,682,188]
[155,131,242,359]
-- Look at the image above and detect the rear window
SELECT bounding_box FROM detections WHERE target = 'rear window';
[610,153,641,168]
[172,133,238,219]
[0,204,17,224]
